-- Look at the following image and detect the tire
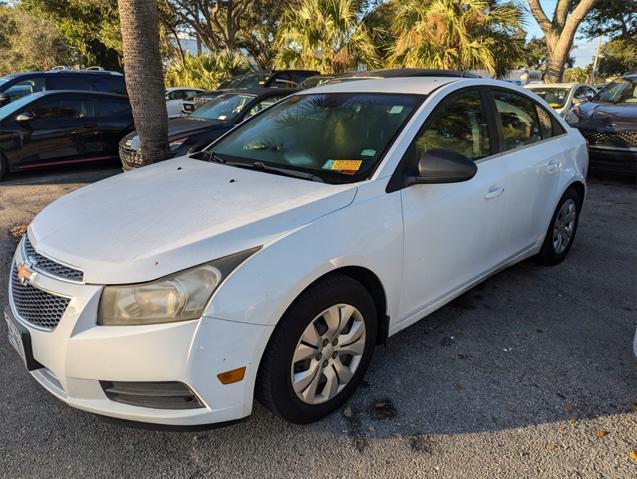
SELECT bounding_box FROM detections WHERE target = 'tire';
[256,274,377,424]
[0,154,7,180]
[535,187,582,265]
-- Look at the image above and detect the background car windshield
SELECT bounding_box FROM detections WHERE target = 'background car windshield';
[219,73,270,89]
[0,77,9,87]
[592,78,637,104]
[211,93,422,182]
[189,93,254,121]
[530,88,569,108]
[0,93,39,119]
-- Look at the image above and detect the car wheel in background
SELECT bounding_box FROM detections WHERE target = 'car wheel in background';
[256,274,377,424]
[536,187,582,265]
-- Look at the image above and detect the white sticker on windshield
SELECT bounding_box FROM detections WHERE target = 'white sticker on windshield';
[218,115,227,120]
[389,105,404,114]
[360,149,376,157]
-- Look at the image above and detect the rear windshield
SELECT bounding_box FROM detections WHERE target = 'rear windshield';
[211,92,423,183]
[529,88,570,108]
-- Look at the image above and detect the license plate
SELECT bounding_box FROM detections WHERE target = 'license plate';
[4,308,42,371]
[5,311,27,367]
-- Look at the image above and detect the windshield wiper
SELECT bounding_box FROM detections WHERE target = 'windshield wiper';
[250,161,325,183]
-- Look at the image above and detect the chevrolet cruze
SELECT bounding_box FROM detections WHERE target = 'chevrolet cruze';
[4,77,588,426]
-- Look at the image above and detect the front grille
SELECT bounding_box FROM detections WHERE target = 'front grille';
[24,236,83,282]
[579,128,637,148]
[119,145,144,170]
[10,267,70,330]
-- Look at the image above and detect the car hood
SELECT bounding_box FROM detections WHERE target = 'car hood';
[575,102,637,127]
[122,118,228,148]
[28,157,357,284]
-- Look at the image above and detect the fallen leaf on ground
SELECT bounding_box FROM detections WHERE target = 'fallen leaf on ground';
[563,402,573,412]
[343,406,352,418]
[568,418,577,425]
[595,431,607,438]
[628,403,637,412]
[9,224,27,237]
[547,442,558,452]
[630,450,637,462]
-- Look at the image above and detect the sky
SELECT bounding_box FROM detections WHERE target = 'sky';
[524,0,601,68]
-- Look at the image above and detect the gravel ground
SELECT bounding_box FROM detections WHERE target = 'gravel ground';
[0,165,635,479]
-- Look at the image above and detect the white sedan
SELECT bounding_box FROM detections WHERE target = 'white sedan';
[165,87,206,118]
[526,82,597,116]
[5,77,588,426]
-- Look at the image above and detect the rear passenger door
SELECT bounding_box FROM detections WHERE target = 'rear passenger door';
[91,98,133,156]
[488,88,565,257]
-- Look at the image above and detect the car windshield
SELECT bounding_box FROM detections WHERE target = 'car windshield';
[189,93,255,121]
[0,93,39,120]
[219,73,271,89]
[529,87,570,108]
[0,77,9,87]
[210,92,422,183]
[592,78,637,104]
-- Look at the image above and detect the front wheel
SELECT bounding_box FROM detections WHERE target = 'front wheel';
[535,187,582,265]
[256,274,377,424]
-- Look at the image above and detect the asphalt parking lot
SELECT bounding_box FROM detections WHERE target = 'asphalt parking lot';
[0,165,635,479]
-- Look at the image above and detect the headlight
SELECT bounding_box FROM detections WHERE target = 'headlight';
[98,247,260,325]
[169,137,189,151]
[564,110,580,126]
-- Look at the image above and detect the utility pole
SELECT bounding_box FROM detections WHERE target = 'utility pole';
[591,36,603,84]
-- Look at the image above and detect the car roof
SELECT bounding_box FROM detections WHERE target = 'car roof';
[527,83,581,88]
[301,77,462,95]
[21,90,129,101]
[339,68,481,79]
[2,70,122,79]
[166,87,205,91]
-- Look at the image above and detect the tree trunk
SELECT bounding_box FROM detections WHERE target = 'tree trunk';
[117,0,170,165]
[545,37,572,83]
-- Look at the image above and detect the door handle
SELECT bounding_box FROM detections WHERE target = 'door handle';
[546,159,560,172]
[484,185,504,199]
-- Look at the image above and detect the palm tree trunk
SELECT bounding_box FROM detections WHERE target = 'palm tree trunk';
[117,0,170,165]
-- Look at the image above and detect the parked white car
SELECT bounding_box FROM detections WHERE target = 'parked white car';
[526,83,597,116]
[5,77,588,426]
[165,87,206,118]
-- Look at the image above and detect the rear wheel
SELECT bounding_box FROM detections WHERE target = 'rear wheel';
[256,274,377,424]
[536,187,581,265]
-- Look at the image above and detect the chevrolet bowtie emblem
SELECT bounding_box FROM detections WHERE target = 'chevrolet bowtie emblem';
[16,262,34,286]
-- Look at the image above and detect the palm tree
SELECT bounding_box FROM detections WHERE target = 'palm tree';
[388,0,526,78]
[117,0,169,165]
[274,0,380,73]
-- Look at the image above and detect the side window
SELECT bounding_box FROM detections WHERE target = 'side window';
[89,76,127,95]
[99,100,132,117]
[535,105,553,139]
[168,90,188,100]
[246,96,284,118]
[5,78,46,100]
[31,100,87,119]
[493,90,541,151]
[184,90,200,100]
[46,76,92,90]
[412,89,491,161]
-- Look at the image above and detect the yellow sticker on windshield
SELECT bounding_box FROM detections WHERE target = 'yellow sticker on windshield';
[329,160,362,171]
[549,103,559,107]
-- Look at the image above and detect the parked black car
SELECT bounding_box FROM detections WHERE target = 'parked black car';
[565,73,637,175]
[0,91,133,179]
[181,69,318,114]
[120,88,296,170]
[0,70,126,107]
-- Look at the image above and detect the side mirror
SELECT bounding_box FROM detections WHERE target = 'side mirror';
[15,112,35,122]
[407,149,477,185]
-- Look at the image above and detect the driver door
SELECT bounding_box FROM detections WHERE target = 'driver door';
[397,88,509,322]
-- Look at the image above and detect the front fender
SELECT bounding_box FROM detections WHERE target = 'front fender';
[205,180,404,330]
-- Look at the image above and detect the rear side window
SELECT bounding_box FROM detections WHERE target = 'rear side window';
[493,90,542,151]
[31,99,90,119]
[5,78,46,100]
[89,76,127,95]
[535,104,565,139]
[99,100,132,117]
[46,76,92,91]
[412,89,491,161]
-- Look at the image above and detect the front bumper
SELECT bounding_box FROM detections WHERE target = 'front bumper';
[588,147,637,175]
[6,243,273,426]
